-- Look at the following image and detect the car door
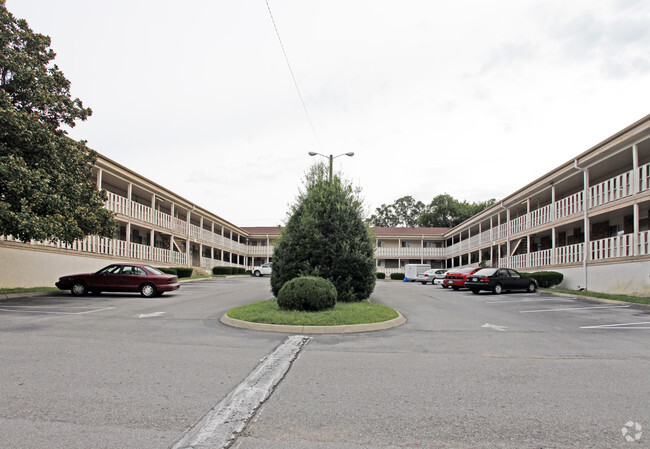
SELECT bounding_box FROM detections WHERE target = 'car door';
[507,269,527,290]
[496,269,513,289]
[118,265,146,292]
[91,265,123,291]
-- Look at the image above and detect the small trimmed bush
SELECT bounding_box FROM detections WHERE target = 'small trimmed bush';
[235,267,247,275]
[175,268,194,278]
[157,267,177,275]
[277,276,337,311]
[212,266,233,275]
[376,272,386,279]
[390,273,405,280]
[525,271,564,288]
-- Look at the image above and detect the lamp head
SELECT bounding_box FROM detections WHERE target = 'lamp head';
[308,152,317,156]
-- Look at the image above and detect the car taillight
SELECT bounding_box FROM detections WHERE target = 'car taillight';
[169,277,178,283]
[481,277,490,282]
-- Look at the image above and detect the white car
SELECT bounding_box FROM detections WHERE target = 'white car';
[253,262,272,277]
[432,269,448,285]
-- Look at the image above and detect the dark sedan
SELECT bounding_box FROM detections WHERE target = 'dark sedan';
[56,263,180,297]
[464,268,537,294]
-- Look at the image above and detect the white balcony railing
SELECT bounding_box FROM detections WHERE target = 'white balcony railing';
[374,247,446,258]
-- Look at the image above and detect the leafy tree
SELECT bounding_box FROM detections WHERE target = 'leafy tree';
[0,1,116,242]
[369,195,424,227]
[417,194,496,227]
[271,162,376,302]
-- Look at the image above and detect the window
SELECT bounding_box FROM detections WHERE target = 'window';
[402,242,411,248]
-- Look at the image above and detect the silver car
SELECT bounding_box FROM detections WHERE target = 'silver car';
[432,269,448,285]
[415,269,444,284]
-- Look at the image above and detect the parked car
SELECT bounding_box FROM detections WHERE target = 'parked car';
[464,267,538,294]
[442,267,484,290]
[415,269,447,285]
[55,263,180,297]
[253,262,272,277]
[432,269,448,286]
[415,269,437,284]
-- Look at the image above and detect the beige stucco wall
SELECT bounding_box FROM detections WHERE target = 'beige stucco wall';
[0,245,131,288]
[555,260,650,296]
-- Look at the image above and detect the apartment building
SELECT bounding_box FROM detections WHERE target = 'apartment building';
[1,115,649,294]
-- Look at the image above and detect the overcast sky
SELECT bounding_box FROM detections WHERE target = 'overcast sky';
[8,0,650,226]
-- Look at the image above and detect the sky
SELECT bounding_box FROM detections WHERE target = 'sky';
[7,0,650,227]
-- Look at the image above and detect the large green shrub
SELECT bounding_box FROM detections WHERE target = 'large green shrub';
[390,273,405,280]
[277,276,337,311]
[525,271,564,288]
[212,266,233,275]
[157,267,177,275]
[376,272,386,279]
[271,162,376,302]
[175,268,194,278]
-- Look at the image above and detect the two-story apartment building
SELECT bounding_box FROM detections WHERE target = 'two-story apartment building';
[2,115,649,294]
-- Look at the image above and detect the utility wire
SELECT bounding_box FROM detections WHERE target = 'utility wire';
[265,0,324,152]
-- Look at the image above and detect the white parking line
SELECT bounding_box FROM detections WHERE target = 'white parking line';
[581,321,650,329]
[0,306,114,315]
[520,305,630,313]
[486,298,572,304]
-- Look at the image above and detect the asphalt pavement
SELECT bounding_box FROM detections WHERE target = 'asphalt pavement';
[1,278,649,448]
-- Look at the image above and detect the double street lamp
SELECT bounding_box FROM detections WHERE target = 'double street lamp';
[308,151,354,182]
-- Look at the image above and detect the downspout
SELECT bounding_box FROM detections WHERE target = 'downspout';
[573,160,589,290]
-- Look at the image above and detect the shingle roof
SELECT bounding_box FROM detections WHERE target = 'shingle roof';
[240,226,283,236]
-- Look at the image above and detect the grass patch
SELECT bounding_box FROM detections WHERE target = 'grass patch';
[543,288,650,305]
[227,299,399,326]
[0,287,58,294]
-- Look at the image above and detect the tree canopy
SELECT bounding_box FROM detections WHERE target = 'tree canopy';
[0,1,116,242]
[369,194,496,228]
[271,162,376,302]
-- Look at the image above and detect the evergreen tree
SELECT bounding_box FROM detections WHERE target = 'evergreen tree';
[271,162,376,302]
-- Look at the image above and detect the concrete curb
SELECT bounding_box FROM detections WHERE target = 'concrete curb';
[545,291,650,308]
[220,311,406,334]
[0,291,65,301]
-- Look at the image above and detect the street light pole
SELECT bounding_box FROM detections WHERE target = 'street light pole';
[308,152,355,182]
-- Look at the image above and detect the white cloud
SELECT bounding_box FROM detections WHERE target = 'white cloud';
[7,0,650,226]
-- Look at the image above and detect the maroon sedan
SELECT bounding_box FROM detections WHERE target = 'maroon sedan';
[56,263,180,297]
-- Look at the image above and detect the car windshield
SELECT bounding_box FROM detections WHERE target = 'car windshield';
[474,268,497,276]
[144,265,163,275]
[96,265,122,274]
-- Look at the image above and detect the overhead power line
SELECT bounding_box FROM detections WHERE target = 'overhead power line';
[264,0,324,152]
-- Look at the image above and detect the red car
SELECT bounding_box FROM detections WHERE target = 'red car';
[442,267,485,290]
[56,263,180,297]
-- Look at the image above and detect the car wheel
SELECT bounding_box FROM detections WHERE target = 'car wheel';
[421,282,427,285]
[452,286,459,291]
[527,282,537,293]
[71,281,87,296]
[471,288,480,294]
[493,284,503,295]
[442,285,449,289]
[140,283,157,298]
[254,270,262,277]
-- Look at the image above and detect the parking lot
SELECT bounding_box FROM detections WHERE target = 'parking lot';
[1,278,649,448]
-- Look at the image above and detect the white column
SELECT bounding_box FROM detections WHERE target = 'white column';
[551,227,556,265]
[96,168,103,190]
[634,203,640,256]
[551,185,556,221]
[633,144,639,194]
[420,235,424,264]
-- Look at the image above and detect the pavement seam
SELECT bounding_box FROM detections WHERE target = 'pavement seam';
[169,335,311,449]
